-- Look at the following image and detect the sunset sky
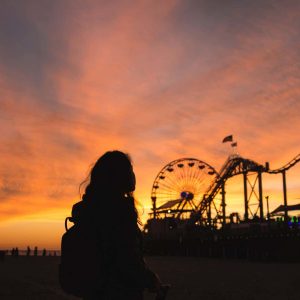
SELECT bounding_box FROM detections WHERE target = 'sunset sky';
[1,0,300,249]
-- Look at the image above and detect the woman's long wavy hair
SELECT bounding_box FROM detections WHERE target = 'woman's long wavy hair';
[80,151,141,225]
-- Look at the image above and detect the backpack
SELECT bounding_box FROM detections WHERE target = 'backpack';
[59,201,104,297]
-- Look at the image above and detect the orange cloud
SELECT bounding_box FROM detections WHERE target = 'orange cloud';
[0,0,300,248]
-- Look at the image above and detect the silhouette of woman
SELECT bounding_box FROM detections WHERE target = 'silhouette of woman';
[78,151,161,300]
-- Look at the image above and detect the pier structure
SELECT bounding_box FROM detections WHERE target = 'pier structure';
[149,153,300,228]
[145,153,300,261]
[146,153,300,240]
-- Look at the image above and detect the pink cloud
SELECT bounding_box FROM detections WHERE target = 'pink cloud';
[0,0,300,248]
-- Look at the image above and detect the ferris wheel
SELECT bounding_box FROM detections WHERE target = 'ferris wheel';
[151,158,219,219]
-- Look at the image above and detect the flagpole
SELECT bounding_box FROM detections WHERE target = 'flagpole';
[231,141,238,156]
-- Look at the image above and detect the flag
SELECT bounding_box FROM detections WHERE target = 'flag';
[231,142,237,147]
[222,135,233,143]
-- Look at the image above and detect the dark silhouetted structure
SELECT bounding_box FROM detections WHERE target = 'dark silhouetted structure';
[26,246,31,256]
[145,153,300,262]
[34,246,38,256]
[0,250,5,262]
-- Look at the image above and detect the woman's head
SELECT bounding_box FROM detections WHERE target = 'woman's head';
[82,151,135,199]
[81,150,141,225]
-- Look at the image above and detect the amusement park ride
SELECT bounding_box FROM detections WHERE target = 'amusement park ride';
[145,152,300,238]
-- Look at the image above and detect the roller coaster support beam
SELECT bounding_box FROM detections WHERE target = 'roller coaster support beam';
[208,201,212,226]
[152,197,157,219]
[258,171,264,220]
[243,172,248,221]
[221,184,226,227]
[282,170,288,224]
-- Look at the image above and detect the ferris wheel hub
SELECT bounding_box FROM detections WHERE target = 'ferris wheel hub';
[181,191,194,201]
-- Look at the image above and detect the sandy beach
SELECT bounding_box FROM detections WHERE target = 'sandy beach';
[0,255,299,299]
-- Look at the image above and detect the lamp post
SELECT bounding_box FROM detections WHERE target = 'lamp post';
[265,196,270,220]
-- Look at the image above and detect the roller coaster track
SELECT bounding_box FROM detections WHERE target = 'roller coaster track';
[190,154,265,224]
[203,155,264,205]
[267,154,300,174]
[190,153,300,225]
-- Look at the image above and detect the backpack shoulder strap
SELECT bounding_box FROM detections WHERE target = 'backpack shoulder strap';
[65,217,74,231]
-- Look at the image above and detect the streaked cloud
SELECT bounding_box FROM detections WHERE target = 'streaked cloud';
[0,0,300,248]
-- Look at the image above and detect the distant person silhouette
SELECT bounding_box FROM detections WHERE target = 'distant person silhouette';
[34,246,38,256]
[42,248,47,256]
[76,151,161,300]
[0,250,5,262]
[26,246,31,256]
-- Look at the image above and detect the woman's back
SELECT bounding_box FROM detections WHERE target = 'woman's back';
[73,151,160,299]
[73,198,152,299]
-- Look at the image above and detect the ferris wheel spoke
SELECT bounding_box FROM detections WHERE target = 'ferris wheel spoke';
[189,167,197,187]
[190,168,202,191]
[195,165,207,184]
[178,162,187,188]
[195,183,206,196]
[157,194,179,203]
[194,176,210,194]
[174,166,188,189]
[192,164,207,187]
[177,164,186,183]
[163,165,184,190]
[163,171,185,193]
[184,161,192,187]
[156,175,180,189]
[156,180,182,194]
[158,192,179,199]
[156,191,179,198]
